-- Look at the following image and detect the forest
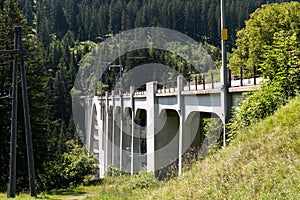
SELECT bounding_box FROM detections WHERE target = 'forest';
[0,0,299,193]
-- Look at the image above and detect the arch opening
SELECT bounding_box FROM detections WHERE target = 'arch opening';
[182,112,223,170]
[155,109,180,180]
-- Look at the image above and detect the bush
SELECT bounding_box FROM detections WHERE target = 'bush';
[128,171,159,190]
[228,82,286,140]
[106,166,130,177]
[228,32,299,140]
[38,140,97,191]
[260,32,300,97]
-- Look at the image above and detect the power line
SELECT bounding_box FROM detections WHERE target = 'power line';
[0,50,32,56]
[0,60,13,66]
[0,94,10,99]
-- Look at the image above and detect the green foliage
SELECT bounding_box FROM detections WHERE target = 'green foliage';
[29,0,296,49]
[228,2,300,140]
[38,140,97,191]
[100,170,158,198]
[0,0,55,192]
[127,171,159,190]
[106,166,130,177]
[260,32,300,96]
[228,82,286,139]
[230,1,300,74]
[203,117,223,155]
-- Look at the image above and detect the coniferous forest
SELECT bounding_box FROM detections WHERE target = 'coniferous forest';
[0,0,298,192]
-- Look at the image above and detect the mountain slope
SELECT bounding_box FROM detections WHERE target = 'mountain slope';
[93,96,300,199]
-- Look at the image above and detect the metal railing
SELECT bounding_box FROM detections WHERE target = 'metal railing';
[103,66,262,96]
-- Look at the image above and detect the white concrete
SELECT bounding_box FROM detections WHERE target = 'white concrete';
[86,76,260,177]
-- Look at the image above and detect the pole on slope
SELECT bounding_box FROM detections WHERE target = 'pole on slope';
[221,0,230,147]
[7,26,19,199]
[19,26,37,197]
[7,26,37,198]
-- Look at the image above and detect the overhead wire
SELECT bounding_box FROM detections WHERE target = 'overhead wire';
[0,60,13,66]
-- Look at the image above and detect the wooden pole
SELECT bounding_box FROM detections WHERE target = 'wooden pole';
[7,26,19,199]
[19,26,37,197]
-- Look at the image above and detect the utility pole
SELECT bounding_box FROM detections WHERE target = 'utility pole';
[118,33,123,93]
[7,26,37,198]
[118,32,123,170]
[19,26,37,197]
[1,0,6,11]
[8,26,19,199]
[221,0,230,146]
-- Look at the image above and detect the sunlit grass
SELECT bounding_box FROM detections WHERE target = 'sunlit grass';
[0,185,103,200]
[90,95,300,199]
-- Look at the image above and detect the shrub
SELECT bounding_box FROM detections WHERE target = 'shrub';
[106,166,130,177]
[128,171,158,190]
[38,140,97,191]
[260,32,300,97]
[228,32,299,140]
[228,82,286,140]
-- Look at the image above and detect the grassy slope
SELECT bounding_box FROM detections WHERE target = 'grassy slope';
[92,96,300,199]
[1,96,299,199]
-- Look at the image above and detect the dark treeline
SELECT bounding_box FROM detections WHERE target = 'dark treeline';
[23,0,296,49]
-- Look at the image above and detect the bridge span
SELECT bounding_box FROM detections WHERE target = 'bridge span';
[84,75,260,178]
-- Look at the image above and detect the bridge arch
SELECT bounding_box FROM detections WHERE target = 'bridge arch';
[154,109,180,179]
[121,107,133,172]
[88,99,105,177]
[184,111,223,159]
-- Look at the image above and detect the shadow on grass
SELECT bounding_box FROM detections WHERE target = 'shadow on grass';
[47,178,104,197]
[83,178,104,186]
[35,196,53,199]
[48,189,85,196]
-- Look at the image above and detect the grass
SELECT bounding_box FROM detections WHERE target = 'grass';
[89,95,300,199]
[1,96,300,199]
[0,185,103,200]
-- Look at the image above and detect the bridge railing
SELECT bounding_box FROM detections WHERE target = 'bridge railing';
[230,66,262,87]
[155,71,221,94]
[155,67,262,94]
[104,66,262,97]
[184,71,221,91]
[156,79,178,94]
[134,85,146,96]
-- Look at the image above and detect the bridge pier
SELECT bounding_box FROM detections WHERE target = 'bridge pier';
[105,92,112,172]
[178,75,184,175]
[84,98,92,148]
[130,86,135,174]
[113,107,121,168]
[146,81,157,173]
[119,93,124,170]
[121,108,131,172]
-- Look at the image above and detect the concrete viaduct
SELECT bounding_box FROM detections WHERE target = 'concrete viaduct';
[84,75,260,178]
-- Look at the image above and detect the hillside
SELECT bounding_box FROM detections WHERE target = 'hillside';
[92,95,300,199]
[0,95,299,199]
